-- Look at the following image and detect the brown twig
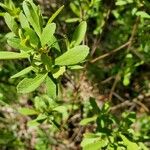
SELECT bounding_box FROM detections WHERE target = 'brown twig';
[109,72,121,101]
[91,41,130,63]
[108,17,140,101]
[133,99,149,112]
[111,100,133,111]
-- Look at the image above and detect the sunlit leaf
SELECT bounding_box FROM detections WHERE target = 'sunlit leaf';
[11,66,33,79]
[55,45,89,66]
[0,51,29,60]
[17,73,47,93]
[71,21,87,46]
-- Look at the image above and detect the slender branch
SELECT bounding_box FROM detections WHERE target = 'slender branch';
[108,17,140,101]
[91,41,130,63]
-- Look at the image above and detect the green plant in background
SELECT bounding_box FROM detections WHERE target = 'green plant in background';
[66,0,106,35]
[80,98,149,150]
[0,0,89,98]
[19,95,68,127]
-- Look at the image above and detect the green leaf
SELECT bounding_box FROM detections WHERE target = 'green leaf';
[0,51,29,60]
[139,143,149,150]
[47,5,64,24]
[81,135,108,150]
[116,1,127,5]
[41,54,52,71]
[80,116,97,125]
[7,37,33,51]
[41,23,56,47]
[23,0,42,38]
[19,12,30,29]
[71,21,87,46]
[53,66,66,78]
[17,73,47,93]
[68,65,83,70]
[24,28,39,46]
[55,45,89,66]
[136,11,150,19]
[70,3,80,17]
[4,13,18,34]
[47,35,60,52]
[89,97,100,114]
[11,66,33,79]
[18,108,38,115]
[53,105,68,120]
[27,120,40,127]
[46,76,57,99]
[65,18,81,23]
[120,134,139,150]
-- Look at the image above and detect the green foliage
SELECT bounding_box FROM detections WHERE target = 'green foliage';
[0,0,149,149]
[0,0,89,96]
[81,98,148,150]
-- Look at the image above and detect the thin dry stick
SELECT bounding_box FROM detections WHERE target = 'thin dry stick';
[109,72,121,101]
[91,41,130,63]
[110,100,133,111]
[133,99,149,112]
[109,17,140,101]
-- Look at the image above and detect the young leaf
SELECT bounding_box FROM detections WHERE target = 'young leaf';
[47,5,64,24]
[17,73,47,93]
[11,66,33,79]
[24,28,39,46]
[70,3,80,17]
[41,23,56,47]
[18,108,38,115]
[55,45,89,66]
[19,12,30,29]
[22,0,42,38]
[46,76,57,99]
[0,51,29,60]
[53,66,66,79]
[80,116,97,126]
[4,13,18,34]
[71,21,87,46]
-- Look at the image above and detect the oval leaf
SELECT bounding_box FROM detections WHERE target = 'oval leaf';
[71,21,87,46]
[55,45,89,66]
[41,23,56,47]
[17,73,47,93]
